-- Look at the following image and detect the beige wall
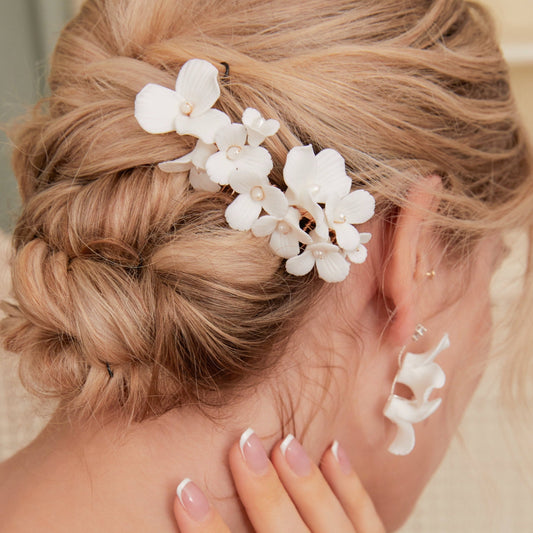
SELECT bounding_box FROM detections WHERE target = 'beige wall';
[511,66,533,135]
[482,0,533,44]
[486,0,533,136]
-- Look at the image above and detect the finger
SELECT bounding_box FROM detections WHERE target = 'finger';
[269,434,355,533]
[172,478,231,533]
[228,428,311,533]
[320,441,386,533]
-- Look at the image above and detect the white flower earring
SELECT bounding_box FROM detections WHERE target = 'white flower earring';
[383,326,450,456]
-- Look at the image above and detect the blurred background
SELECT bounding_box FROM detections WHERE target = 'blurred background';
[0,1,532,531]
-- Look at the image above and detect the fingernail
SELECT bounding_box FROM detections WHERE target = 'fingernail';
[176,478,210,522]
[240,428,269,475]
[331,440,352,475]
[280,434,312,477]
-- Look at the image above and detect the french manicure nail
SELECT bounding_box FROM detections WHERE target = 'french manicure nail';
[280,434,312,477]
[331,440,353,475]
[240,427,270,475]
[177,478,210,522]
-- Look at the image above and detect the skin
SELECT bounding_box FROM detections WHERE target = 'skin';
[0,178,506,532]
[171,432,386,532]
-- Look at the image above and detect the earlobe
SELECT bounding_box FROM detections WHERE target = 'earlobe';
[383,175,443,345]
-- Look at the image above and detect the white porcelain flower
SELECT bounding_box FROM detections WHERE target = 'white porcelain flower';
[283,145,351,239]
[242,108,280,147]
[346,233,372,264]
[225,171,289,231]
[285,231,350,283]
[189,168,221,193]
[134,57,377,282]
[158,139,220,192]
[135,59,230,144]
[325,191,375,251]
[206,124,273,185]
[252,207,312,259]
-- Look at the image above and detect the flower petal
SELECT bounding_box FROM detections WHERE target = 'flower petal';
[158,156,192,173]
[334,222,360,251]
[308,237,339,250]
[135,83,180,134]
[159,140,217,173]
[315,249,351,282]
[205,151,236,185]
[234,146,273,178]
[175,59,221,116]
[283,145,317,195]
[307,199,329,240]
[225,194,262,231]
[189,168,220,193]
[262,119,281,137]
[175,108,230,144]
[247,129,267,148]
[324,194,341,226]
[191,140,218,169]
[286,207,313,244]
[339,190,376,224]
[347,244,368,264]
[315,149,351,202]
[242,108,280,147]
[251,215,278,237]
[262,186,289,219]
[286,249,315,277]
[229,171,268,195]
[270,230,301,259]
[214,123,247,152]
[242,107,262,125]
[360,232,372,244]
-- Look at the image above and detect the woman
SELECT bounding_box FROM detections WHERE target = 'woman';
[0,0,532,531]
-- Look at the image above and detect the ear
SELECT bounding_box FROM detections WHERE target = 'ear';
[384,175,443,345]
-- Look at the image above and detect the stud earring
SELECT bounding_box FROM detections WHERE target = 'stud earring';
[425,269,436,279]
[383,328,450,456]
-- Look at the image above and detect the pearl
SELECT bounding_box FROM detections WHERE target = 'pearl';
[309,184,320,195]
[180,101,193,115]
[277,221,290,234]
[226,145,242,160]
[335,213,347,224]
[312,249,325,260]
[251,186,265,202]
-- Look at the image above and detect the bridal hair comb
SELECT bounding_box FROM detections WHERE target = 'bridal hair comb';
[134,59,375,283]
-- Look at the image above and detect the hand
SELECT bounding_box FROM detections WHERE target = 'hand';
[172,429,386,532]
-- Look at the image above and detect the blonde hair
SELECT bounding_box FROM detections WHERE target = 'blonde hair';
[1,0,532,423]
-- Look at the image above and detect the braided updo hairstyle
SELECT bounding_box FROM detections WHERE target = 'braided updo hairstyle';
[1,0,532,423]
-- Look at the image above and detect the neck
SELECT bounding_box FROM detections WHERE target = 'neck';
[2,372,338,532]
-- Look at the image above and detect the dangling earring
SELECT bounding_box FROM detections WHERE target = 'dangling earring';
[383,326,450,456]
